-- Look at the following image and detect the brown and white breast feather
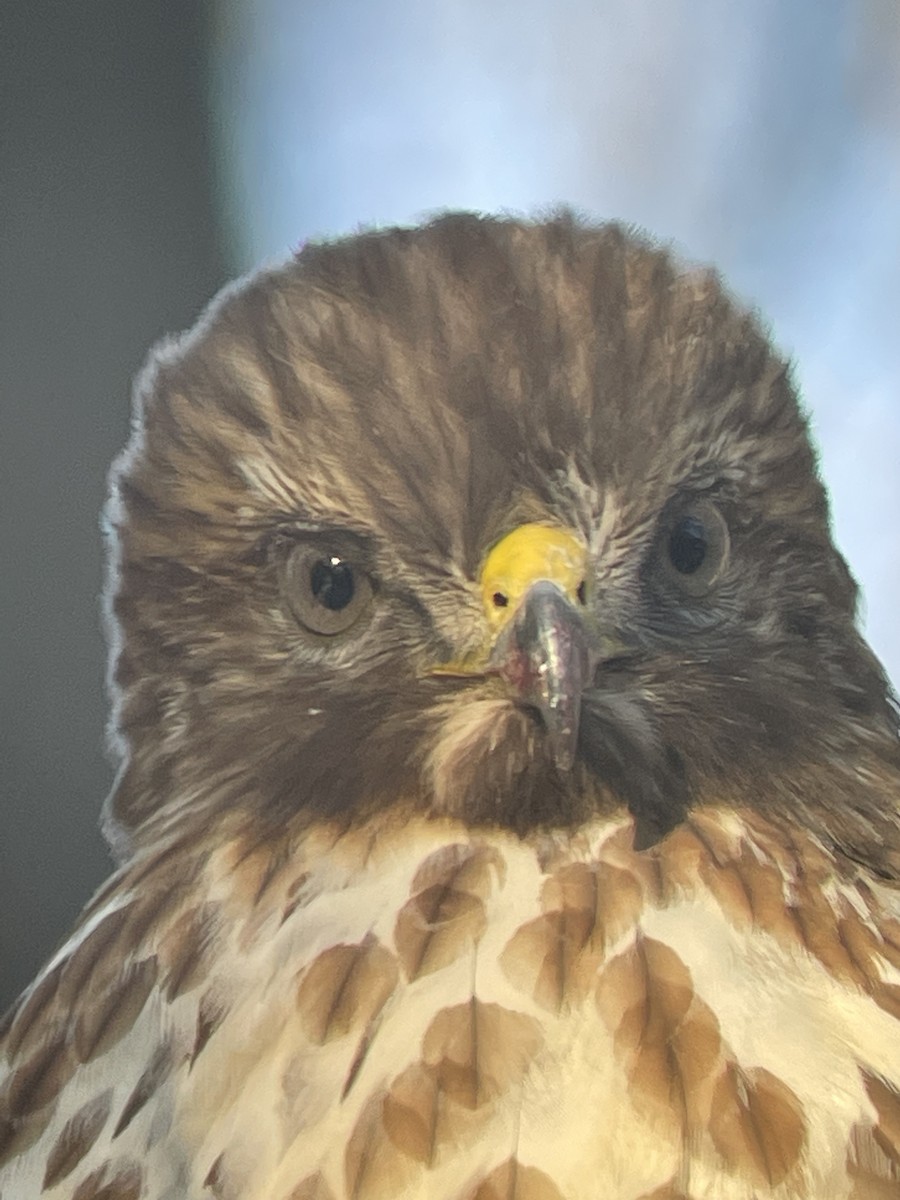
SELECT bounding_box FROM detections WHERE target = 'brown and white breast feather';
[2,811,900,1200]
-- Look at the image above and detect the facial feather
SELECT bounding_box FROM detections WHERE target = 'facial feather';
[100,212,899,877]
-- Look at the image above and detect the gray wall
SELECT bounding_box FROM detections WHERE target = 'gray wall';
[1,2,228,1010]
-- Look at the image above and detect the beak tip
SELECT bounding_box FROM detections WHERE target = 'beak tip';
[485,578,592,775]
[542,702,581,773]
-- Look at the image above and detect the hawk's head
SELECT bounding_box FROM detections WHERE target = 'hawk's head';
[104,213,900,872]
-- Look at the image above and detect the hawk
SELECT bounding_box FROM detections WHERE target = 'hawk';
[2,213,900,1200]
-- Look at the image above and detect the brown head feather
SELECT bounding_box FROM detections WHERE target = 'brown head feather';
[100,211,900,876]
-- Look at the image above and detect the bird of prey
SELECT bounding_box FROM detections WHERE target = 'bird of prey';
[2,213,900,1200]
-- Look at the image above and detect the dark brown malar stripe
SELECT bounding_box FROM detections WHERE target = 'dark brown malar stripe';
[296,937,398,1045]
[42,1090,113,1189]
[72,957,158,1064]
[112,1038,177,1138]
[466,1157,565,1200]
[70,1159,143,1200]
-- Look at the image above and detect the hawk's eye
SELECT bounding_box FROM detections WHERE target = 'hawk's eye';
[283,546,374,635]
[659,499,730,597]
[668,516,707,575]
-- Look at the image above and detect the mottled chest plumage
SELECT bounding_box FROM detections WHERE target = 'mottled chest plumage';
[5,812,900,1200]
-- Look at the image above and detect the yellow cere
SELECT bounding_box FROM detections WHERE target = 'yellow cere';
[480,523,587,630]
[429,522,588,678]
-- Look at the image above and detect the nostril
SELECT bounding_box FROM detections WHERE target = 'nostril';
[492,592,509,608]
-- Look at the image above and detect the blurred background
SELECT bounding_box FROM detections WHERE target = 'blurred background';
[1,0,898,1009]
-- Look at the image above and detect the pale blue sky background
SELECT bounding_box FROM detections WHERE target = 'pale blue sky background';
[213,0,900,684]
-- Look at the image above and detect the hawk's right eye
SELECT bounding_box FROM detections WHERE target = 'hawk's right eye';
[283,545,374,636]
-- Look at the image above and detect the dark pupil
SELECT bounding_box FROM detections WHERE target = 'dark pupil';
[310,559,355,611]
[668,516,707,574]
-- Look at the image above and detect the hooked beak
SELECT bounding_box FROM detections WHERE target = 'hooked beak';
[488,579,594,771]
[432,522,595,771]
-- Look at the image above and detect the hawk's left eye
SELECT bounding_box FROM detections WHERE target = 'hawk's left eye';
[658,499,730,597]
[283,546,374,636]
